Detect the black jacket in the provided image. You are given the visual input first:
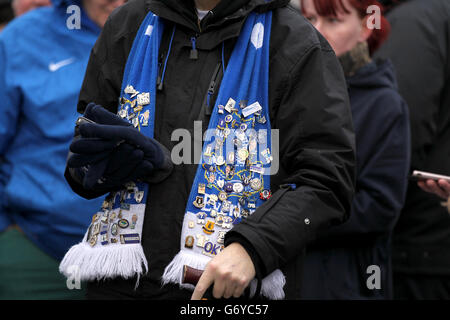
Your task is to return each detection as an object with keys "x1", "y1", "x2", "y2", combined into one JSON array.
[
  {"x1": 374, "y1": 0, "x2": 450, "y2": 275},
  {"x1": 67, "y1": 0, "x2": 356, "y2": 299},
  {"x1": 300, "y1": 60, "x2": 411, "y2": 299}
]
